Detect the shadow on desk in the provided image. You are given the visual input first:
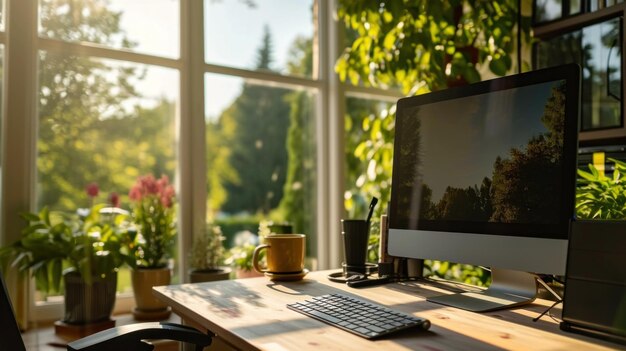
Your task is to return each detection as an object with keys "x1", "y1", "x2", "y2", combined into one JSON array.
[{"x1": 154, "y1": 271, "x2": 623, "y2": 351}]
